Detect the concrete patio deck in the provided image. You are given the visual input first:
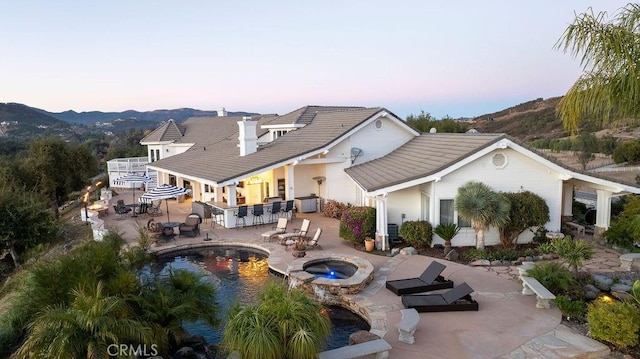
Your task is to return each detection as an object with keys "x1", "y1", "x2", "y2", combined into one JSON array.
[{"x1": 100, "y1": 191, "x2": 613, "y2": 359}]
